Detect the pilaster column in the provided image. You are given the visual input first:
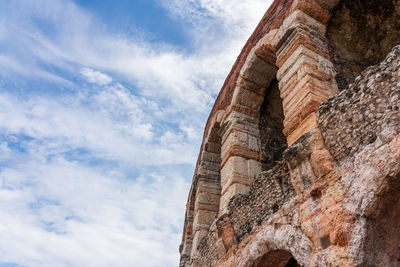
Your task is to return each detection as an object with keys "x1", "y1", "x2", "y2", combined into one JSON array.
[
  {"x1": 190, "y1": 127, "x2": 222, "y2": 258},
  {"x1": 218, "y1": 111, "x2": 262, "y2": 214},
  {"x1": 275, "y1": 10, "x2": 338, "y2": 145},
  {"x1": 180, "y1": 204, "x2": 194, "y2": 267}
]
